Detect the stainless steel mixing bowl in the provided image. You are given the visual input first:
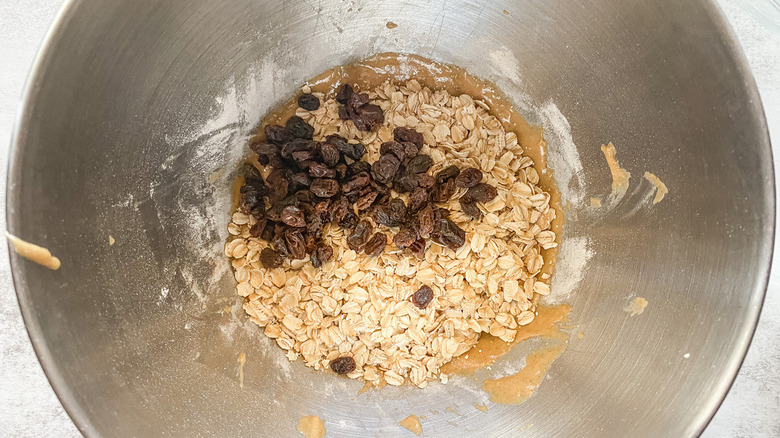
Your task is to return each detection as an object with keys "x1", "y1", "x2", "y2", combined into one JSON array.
[{"x1": 8, "y1": 0, "x2": 774, "y2": 436}]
